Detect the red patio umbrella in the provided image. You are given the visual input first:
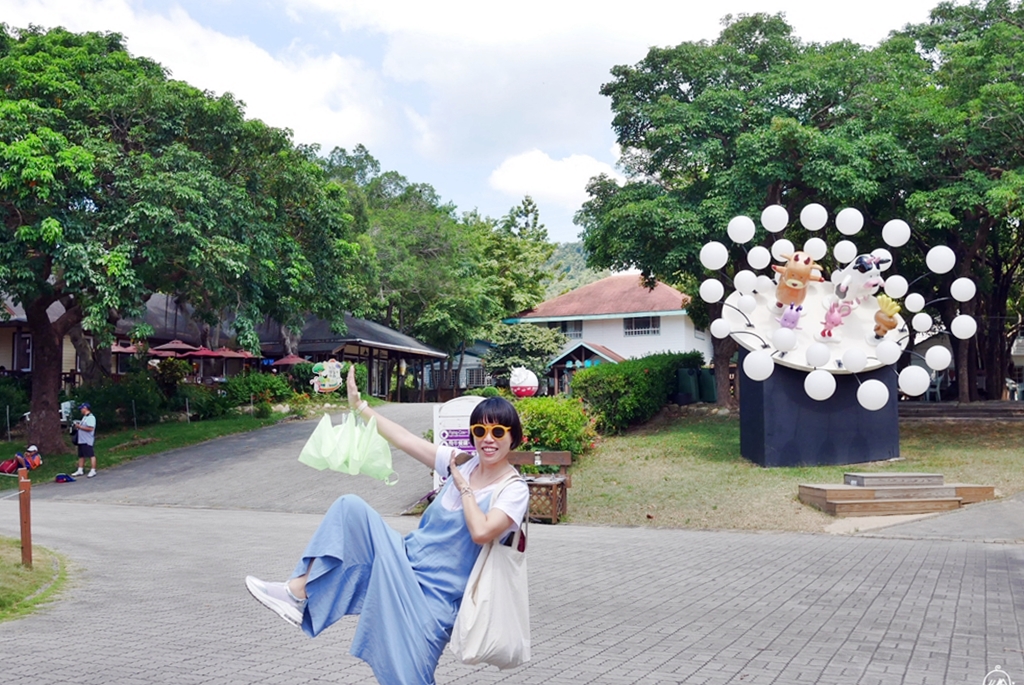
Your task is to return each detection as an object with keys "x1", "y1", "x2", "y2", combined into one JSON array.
[
  {"x1": 272, "y1": 354, "x2": 308, "y2": 367},
  {"x1": 151, "y1": 339, "x2": 200, "y2": 355},
  {"x1": 148, "y1": 349, "x2": 179, "y2": 358},
  {"x1": 213, "y1": 347, "x2": 246, "y2": 359},
  {"x1": 110, "y1": 343, "x2": 138, "y2": 354}
]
